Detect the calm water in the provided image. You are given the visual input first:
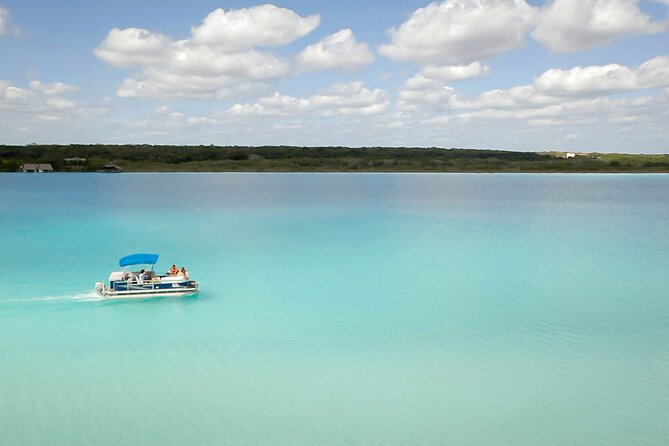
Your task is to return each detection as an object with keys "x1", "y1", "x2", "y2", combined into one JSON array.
[{"x1": 1, "y1": 173, "x2": 668, "y2": 445}]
